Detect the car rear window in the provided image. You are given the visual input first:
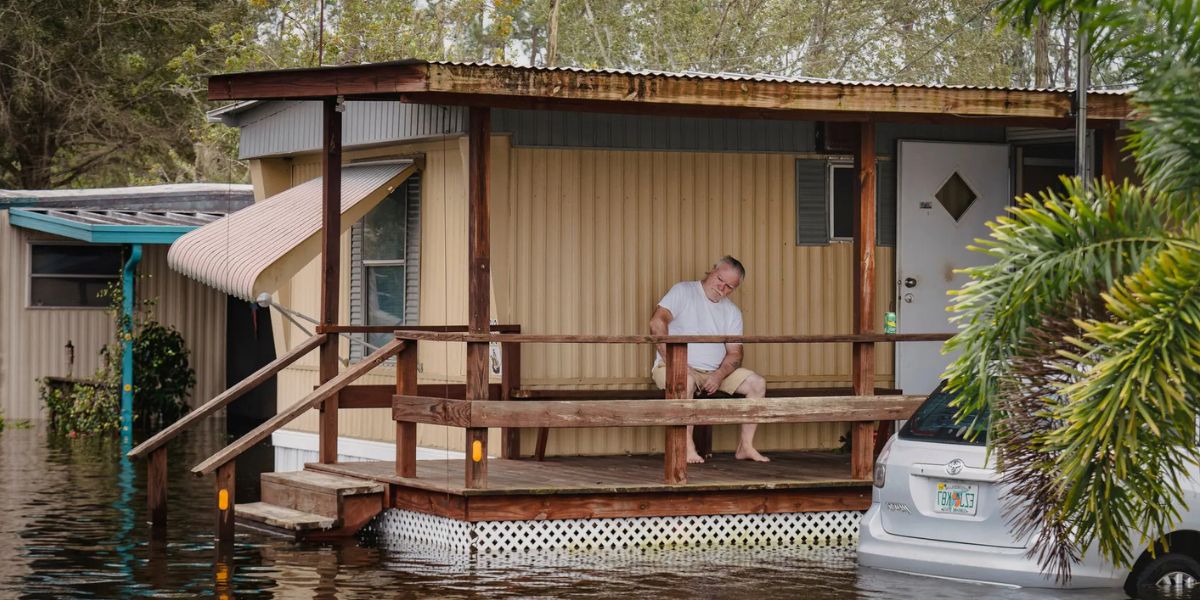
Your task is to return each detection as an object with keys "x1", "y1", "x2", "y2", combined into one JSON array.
[{"x1": 899, "y1": 384, "x2": 988, "y2": 446}]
